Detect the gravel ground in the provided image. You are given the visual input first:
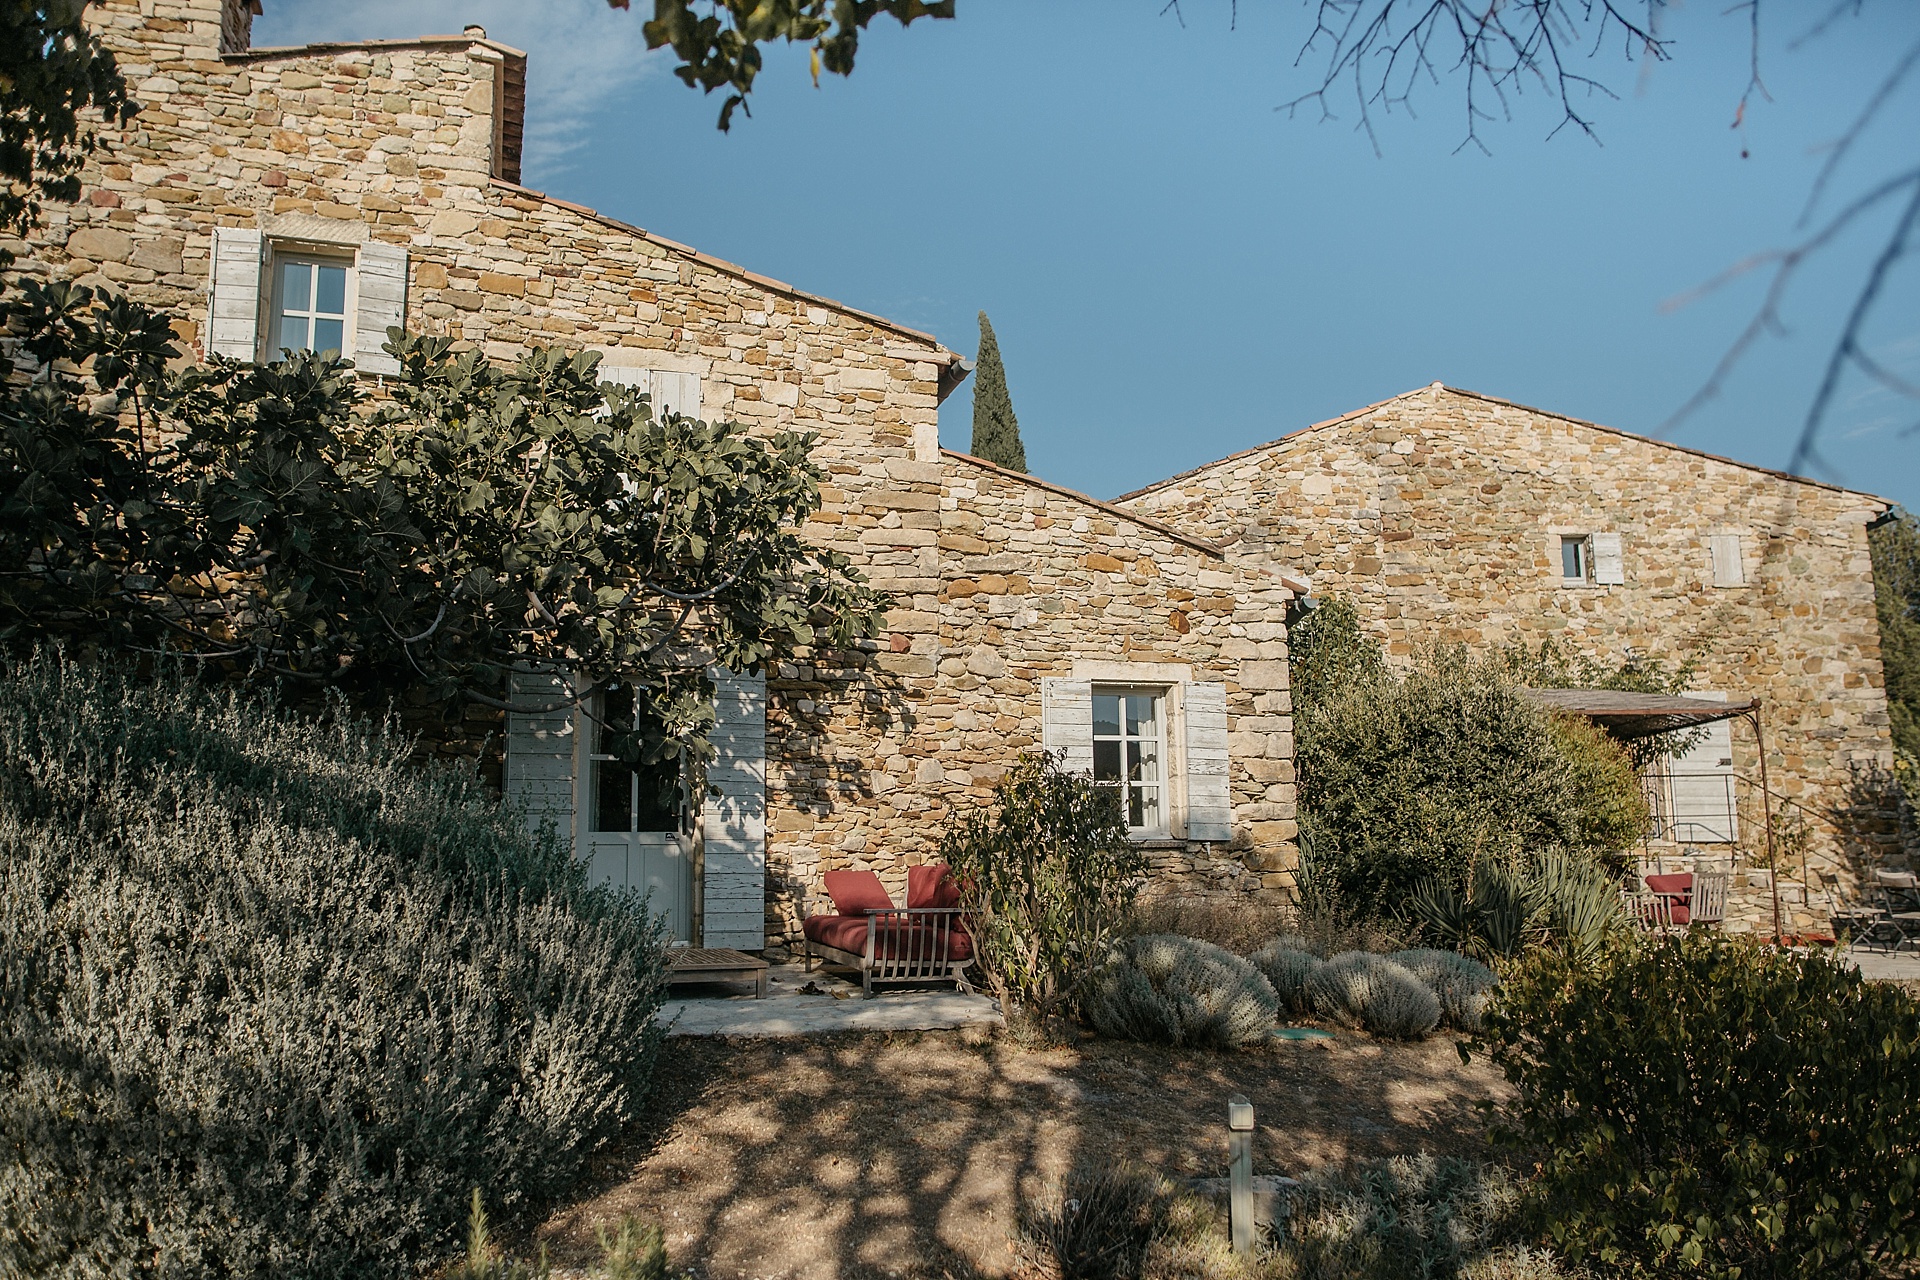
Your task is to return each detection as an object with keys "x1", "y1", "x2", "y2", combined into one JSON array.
[{"x1": 534, "y1": 1026, "x2": 1510, "y2": 1280}]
